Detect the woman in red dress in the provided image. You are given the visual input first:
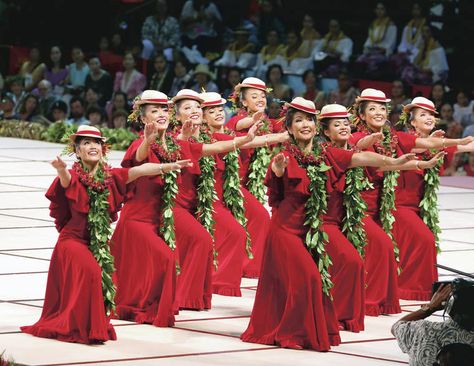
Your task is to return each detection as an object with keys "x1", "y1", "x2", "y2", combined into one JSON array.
[
  {"x1": 241, "y1": 98, "x2": 415, "y2": 351},
  {"x1": 226, "y1": 77, "x2": 283, "y2": 204},
  {"x1": 393, "y1": 96, "x2": 474, "y2": 300},
  {"x1": 21, "y1": 125, "x2": 189, "y2": 344},
  {"x1": 111, "y1": 90, "x2": 195, "y2": 327},
  {"x1": 200, "y1": 92, "x2": 289, "y2": 280},
  {"x1": 349, "y1": 88, "x2": 473, "y2": 314}
]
